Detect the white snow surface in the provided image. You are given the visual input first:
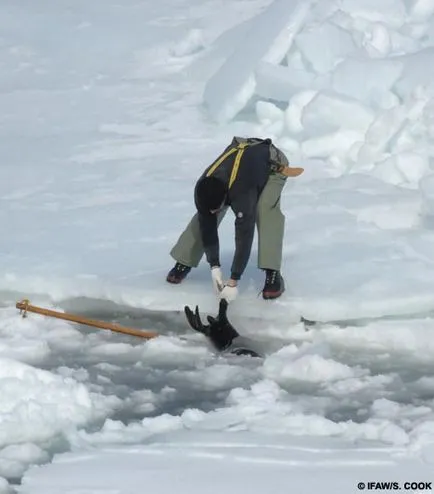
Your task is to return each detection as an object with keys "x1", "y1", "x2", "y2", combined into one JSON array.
[{"x1": 1, "y1": 0, "x2": 434, "y2": 492}]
